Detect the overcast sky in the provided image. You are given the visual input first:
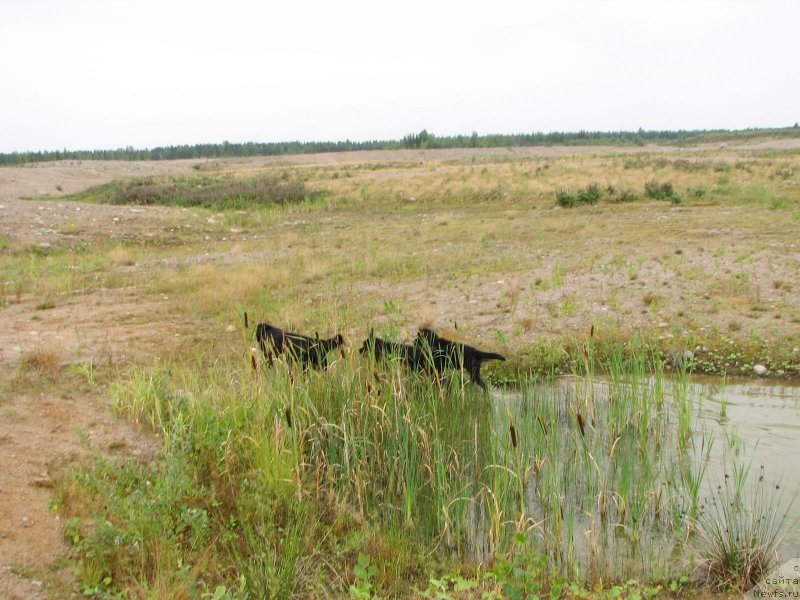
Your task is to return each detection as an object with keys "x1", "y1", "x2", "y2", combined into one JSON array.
[{"x1": 1, "y1": 0, "x2": 798, "y2": 153}]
